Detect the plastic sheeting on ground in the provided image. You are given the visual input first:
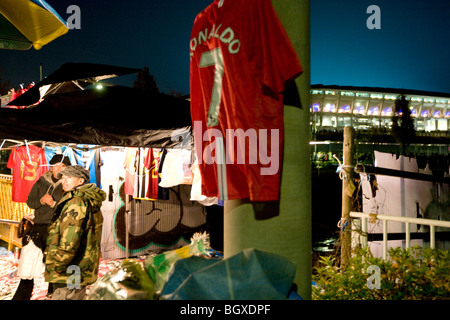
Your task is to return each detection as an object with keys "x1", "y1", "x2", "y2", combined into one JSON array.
[
  {"x1": 0, "y1": 248, "x2": 123, "y2": 300},
  {"x1": 88, "y1": 259, "x2": 155, "y2": 300},
  {"x1": 160, "y1": 248, "x2": 296, "y2": 300},
  {"x1": 145, "y1": 232, "x2": 211, "y2": 294}
]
